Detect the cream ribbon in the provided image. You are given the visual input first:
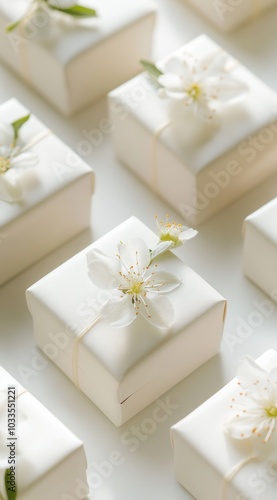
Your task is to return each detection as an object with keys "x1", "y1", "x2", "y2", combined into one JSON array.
[
  {"x1": 221, "y1": 451, "x2": 258, "y2": 499},
  {"x1": 20, "y1": 129, "x2": 52, "y2": 152},
  {"x1": 18, "y1": 2, "x2": 40, "y2": 85},
  {"x1": 149, "y1": 50, "x2": 242, "y2": 195},
  {"x1": 72, "y1": 314, "x2": 101, "y2": 389},
  {"x1": 151, "y1": 121, "x2": 171, "y2": 195}
]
